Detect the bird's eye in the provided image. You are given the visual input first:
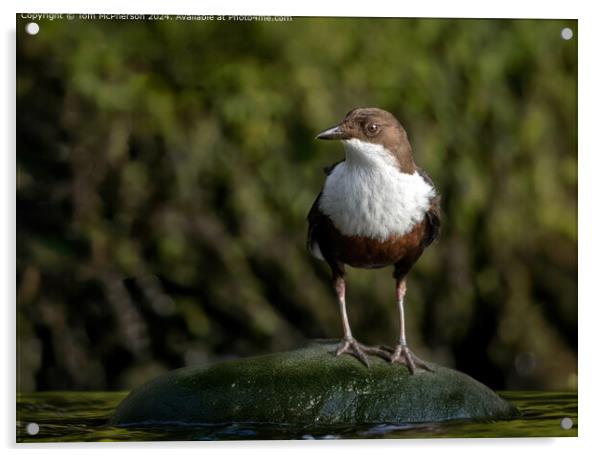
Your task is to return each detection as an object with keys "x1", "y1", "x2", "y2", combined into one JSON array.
[{"x1": 366, "y1": 123, "x2": 379, "y2": 136}]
